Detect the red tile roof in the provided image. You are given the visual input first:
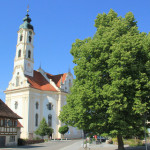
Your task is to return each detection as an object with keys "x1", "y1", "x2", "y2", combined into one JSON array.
[
  {"x1": 0, "y1": 99, "x2": 22, "y2": 119},
  {"x1": 17, "y1": 120, "x2": 23, "y2": 128},
  {"x1": 46, "y1": 73, "x2": 67, "y2": 88},
  {"x1": 25, "y1": 70, "x2": 67, "y2": 91}
]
